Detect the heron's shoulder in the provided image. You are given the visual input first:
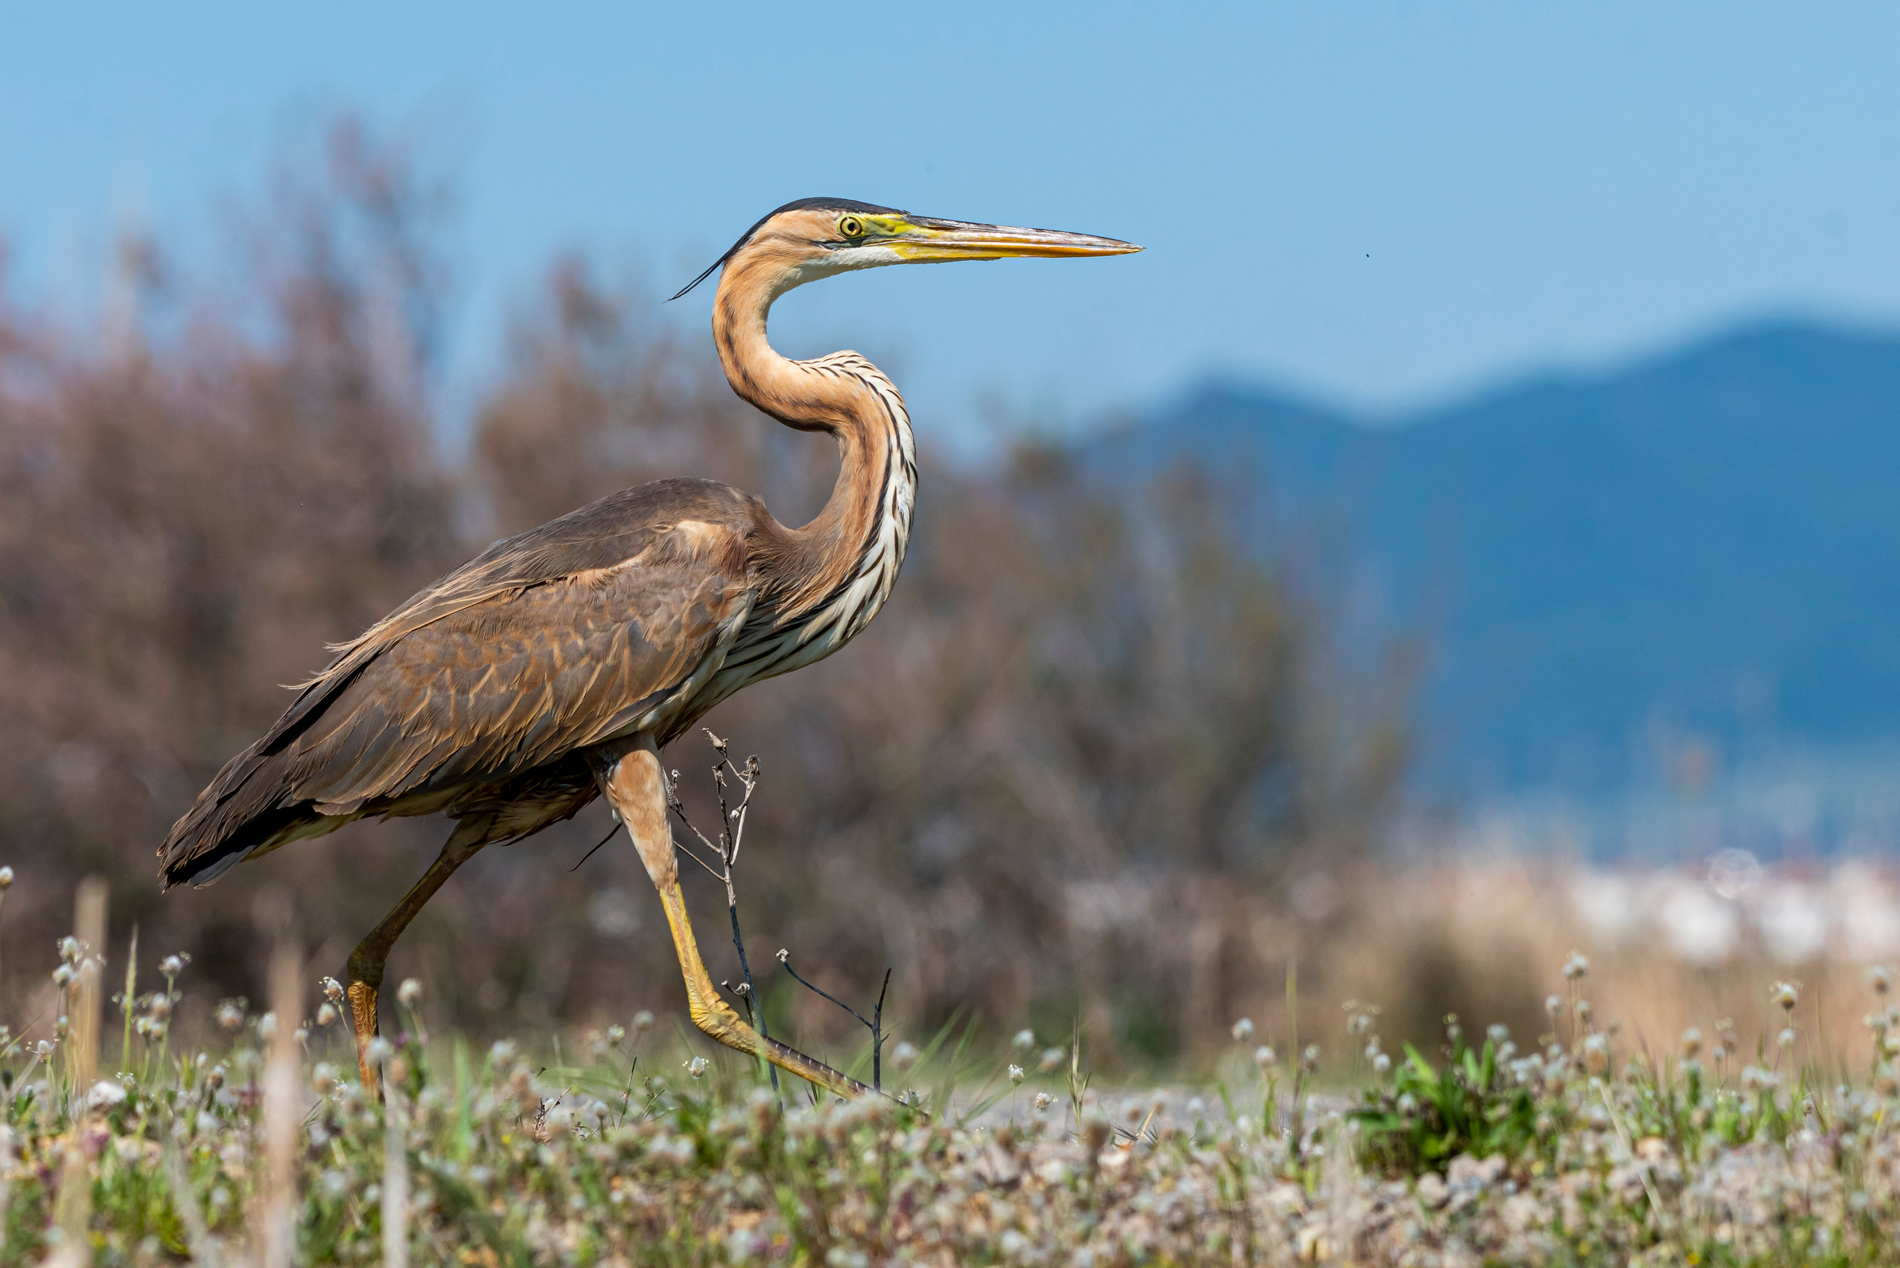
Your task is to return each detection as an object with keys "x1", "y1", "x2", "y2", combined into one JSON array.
[
  {"x1": 310, "y1": 481, "x2": 760, "y2": 680},
  {"x1": 473, "y1": 478, "x2": 762, "y2": 571}
]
